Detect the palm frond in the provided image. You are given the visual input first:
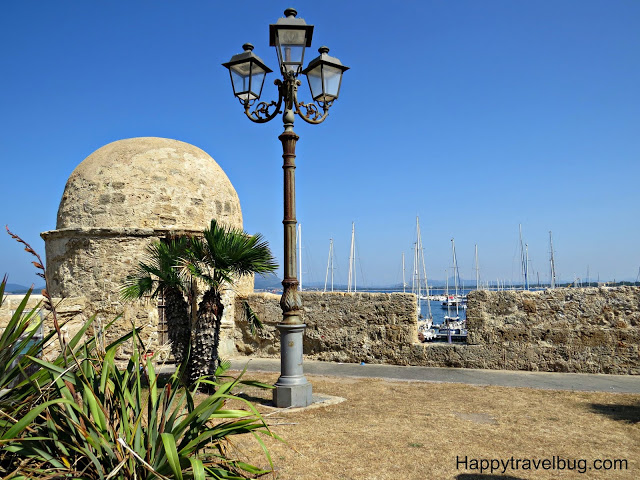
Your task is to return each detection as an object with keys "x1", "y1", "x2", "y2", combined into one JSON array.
[
  {"x1": 190, "y1": 219, "x2": 277, "y2": 293},
  {"x1": 120, "y1": 238, "x2": 193, "y2": 301},
  {"x1": 242, "y1": 300, "x2": 263, "y2": 335}
]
